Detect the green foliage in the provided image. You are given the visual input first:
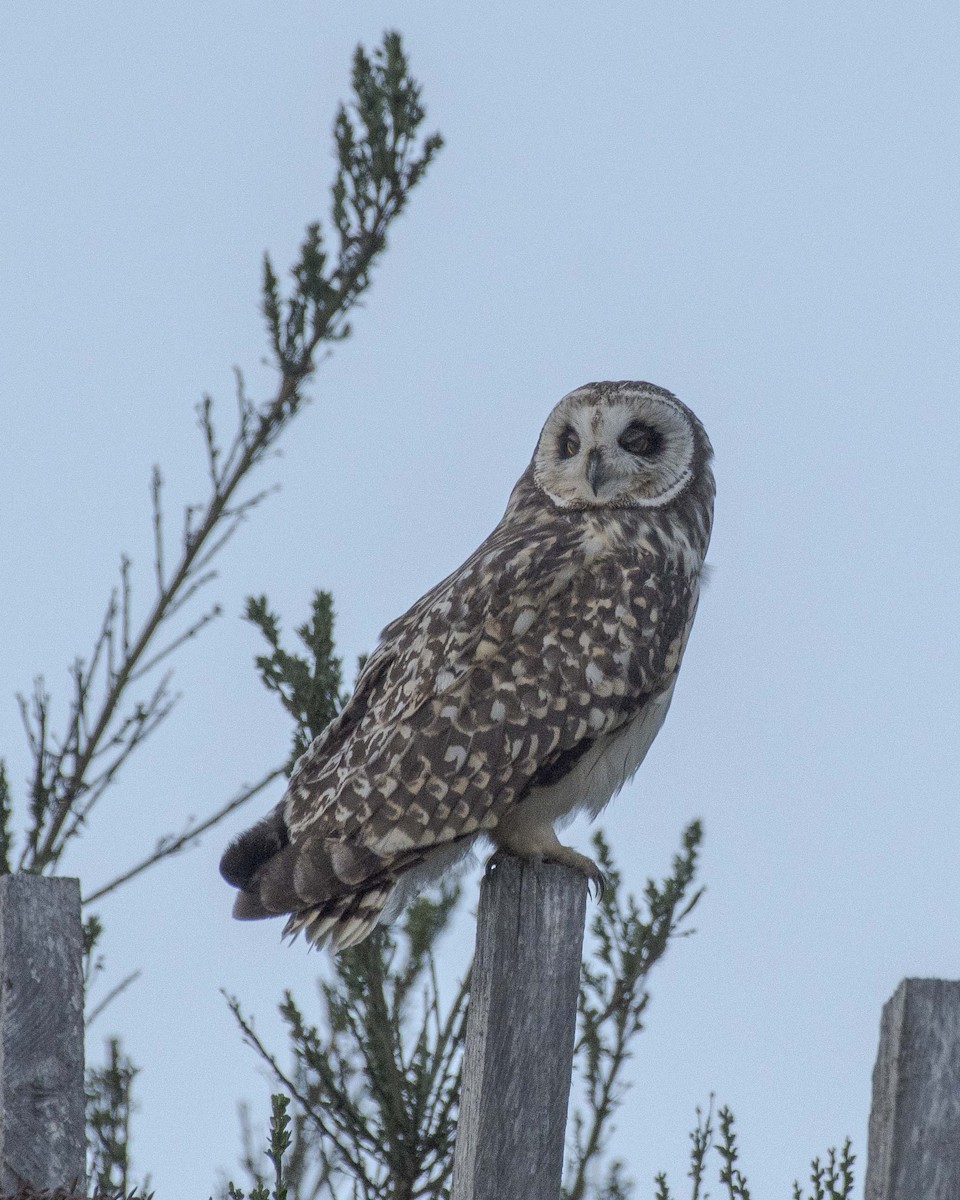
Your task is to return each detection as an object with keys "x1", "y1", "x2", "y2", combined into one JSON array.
[
  {"x1": 264, "y1": 30, "x2": 442, "y2": 373},
  {"x1": 225, "y1": 1095, "x2": 294, "y2": 1200},
  {"x1": 226, "y1": 884, "x2": 468, "y2": 1200},
  {"x1": 653, "y1": 1102, "x2": 854, "y2": 1200},
  {"x1": 82, "y1": 912, "x2": 104, "y2": 964},
  {"x1": 791, "y1": 1140, "x2": 856, "y2": 1200},
  {"x1": 0, "y1": 760, "x2": 11, "y2": 873},
  {"x1": 86, "y1": 1037, "x2": 152, "y2": 1198},
  {"x1": 245, "y1": 592, "x2": 348, "y2": 772},
  {"x1": 716, "y1": 1106, "x2": 753, "y2": 1199},
  {"x1": 564, "y1": 825, "x2": 703, "y2": 1200}
]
